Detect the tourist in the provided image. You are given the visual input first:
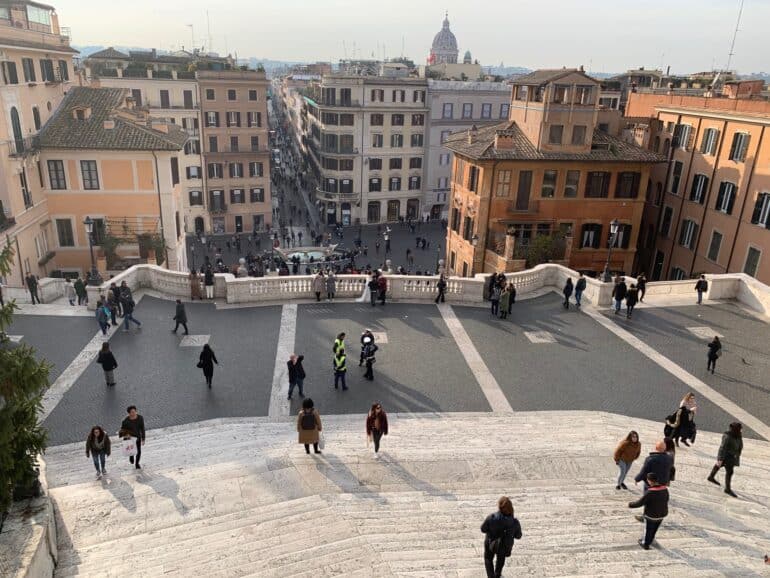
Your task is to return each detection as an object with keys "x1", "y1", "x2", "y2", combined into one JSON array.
[
  {"x1": 85, "y1": 425, "x2": 111, "y2": 479},
  {"x1": 74, "y1": 276, "x2": 87, "y2": 305},
  {"x1": 695, "y1": 274, "x2": 708, "y2": 304},
  {"x1": 297, "y1": 398, "x2": 322, "y2": 454},
  {"x1": 121, "y1": 291, "x2": 141, "y2": 332},
  {"x1": 287, "y1": 353, "x2": 305, "y2": 400},
  {"x1": 25, "y1": 273, "x2": 40, "y2": 304},
  {"x1": 110, "y1": 282, "x2": 123, "y2": 317},
  {"x1": 171, "y1": 299, "x2": 189, "y2": 335},
  {"x1": 634, "y1": 440, "x2": 672, "y2": 491},
  {"x1": 333, "y1": 347, "x2": 348, "y2": 391},
  {"x1": 190, "y1": 270, "x2": 203, "y2": 300},
  {"x1": 508, "y1": 282, "x2": 517, "y2": 307},
  {"x1": 665, "y1": 401, "x2": 693, "y2": 447},
  {"x1": 680, "y1": 392, "x2": 698, "y2": 444},
  {"x1": 435, "y1": 275, "x2": 447, "y2": 304},
  {"x1": 106, "y1": 288, "x2": 119, "y2": 326},
  {"x1": 626, "y1": 283, "x2": 639, "y2": 319},
  {"x1": 362, "y1": 338, "x2": 378, "y2": 381},
  {"x1": 119, "y1": 281, "x2": 133, "y2": 309},
  {"x1": 499, "y1": 285, "x2": 511, "y2": 319},
  {"x1": 613, "y1": 431, "x2": 641, "y2": 490},
  {"x1": 377, "y1": 273, "x2": 387, "y2": 305},
  {"x1": 368, "y1": 274, "x2": 379, "y2": 307},
  {"x1": 326, "y1": 270, "x2": 337, "y2": 301},
  {"x1": 707, "y1": 336, "x2": 721, "y2": 374},
  {"x1": 637, "y1": 273, "x2": 647, "y2": 302},
  {"x1": 359, "y1": 329, "x2": 374, "y2": 366},
  {"x1": 96, "y1": 342, "x2": 118, "y2": 386},
  {"x1": 574, "y1": 274, "x2": 586, "y2": 308},
  {"x1": 198, "y1": 344, "x2": 218, "y2": 389},
  {"x1": 366, "y1": 402, "x2": 388, "y2": 454},
  {"x1": 312, "y1": 271, "x2": 325, "y2": 302},
  {"x1": 628, "y1": 472, "x2": 669, "y2": 550},
  {"x1": 562, "y1": 278, "x2": 573, "y2": 310},
  {"x1": 204, "y1": 266, "x2": 215, "y2": 299},
  {"x1": 95, "y1": 300, "x2": 110, "y2": 335},
  {"x1": 120, "y1": 405, "x2": 145, "y2": 469},
  {"x1": 612, "y1": 277, "x2": 627, "y2": 314},
  {"x1": 707, "y1": 422, "x2": 743, "y2": 498},
  {"x1": 490, "y1": 282, "x2": 501, "y2": 317},
  {"x1": 663, "y1": 437, "x2": 676, "y2": 484},
  {"x1": 480, "y1": 496, "x2": 522, "y2": 578},
  {"x1": 64, "y1": 278, "x2": 76, "y2": 306}
]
